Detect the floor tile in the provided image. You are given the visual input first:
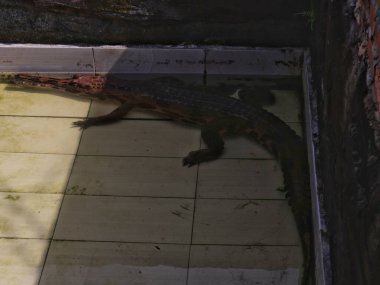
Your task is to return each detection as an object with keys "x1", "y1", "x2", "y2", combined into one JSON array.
[
  {"x1": 188, "y1": 245, "x2": 302, "y2": 285},
  {"x1": 0, "y1": 238, "x2": 49, "y2": 285},
  {"x1": 217, "y1": 122, "x2": 303, "y2": 159},
  {"x1": 0, "y1": 117, "x2": 83, "y2": 154},
  {"x1": 78, "y1": 120, "x2": 200, "y2": 157},
  {"x1": 0, "y1": 47, "x2": 308, "y2": 284},
  {"x1": 198, "y1": 159, "x2": 284, "y2": 199},
  {"x1": 189, "y1": 267, "x2": 300, "y2": 285},
  {"x1": 192, "y1": 199, "x2": 299, "y2": 245},
  {"x1": 88, "y1": 100, "x2": 163, "y2": 119},
  {"x1": 54, "y1": 196, "x2": 194, "y2": 243},
  {"x1": 0, "y1": 153, "x2": 74, "y2": 194},
  {"x1": 40, "y1": 241, "x2": 188, "y2": 285},
  {"x1": 0, "y1": 83, "x2": 90, "y2": 117},
  {"x1": 262, "y1": 90, "x2": 302, "y2": 123},
  {"x1": 221, "y1": 137, "x2": 273, "y2": 159},
  {"x1": 67, "y1": 156, "x2": 197, "y2": 198},
  {"x1": 189, "y1": 244, "x2": 302, "y2": 268},
  {"x1": 0, "y1": 192, "x2": 62, "y2": 238}
]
